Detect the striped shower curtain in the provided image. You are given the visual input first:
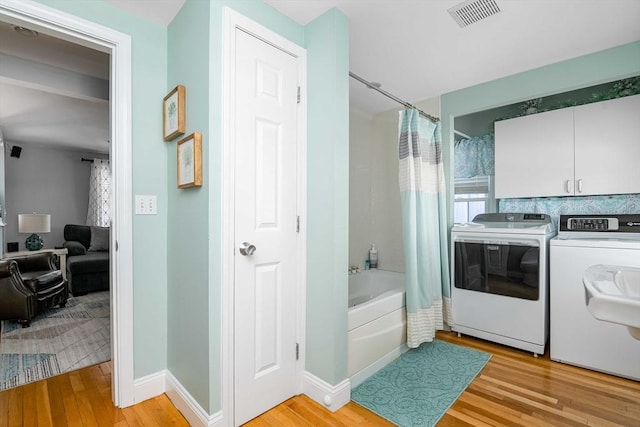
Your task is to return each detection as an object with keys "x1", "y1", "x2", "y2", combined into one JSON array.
[{"x1": 398, "y1": 109, "x2": 452, "y2": 348}]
